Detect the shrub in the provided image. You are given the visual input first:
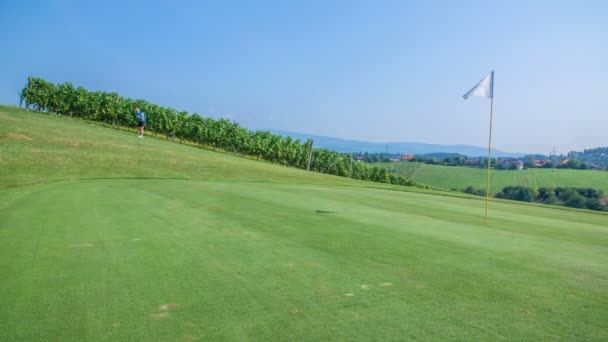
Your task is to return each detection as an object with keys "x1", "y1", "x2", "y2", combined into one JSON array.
[
  {"x1": 585, "y1": 198, "x2": 606, "y2": 211},
  {"x1": 561, "y1": 190, "x2": 587, "y2": 209},
  {"x1": 464, "y1": 186, "x2": 486, "y2": 197},
  {"x1": 496, "y1": 186, "x2": 535, "y2": 202},
  {"x1": 543, "y1": 194, "x2": 558, "y2": 205},
  {"x1": 576, "y1": 188, "x2": 603, "y2": 199},
  {"x1": 537, "y1": 187, "x2": 555, "y2": 201}
]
